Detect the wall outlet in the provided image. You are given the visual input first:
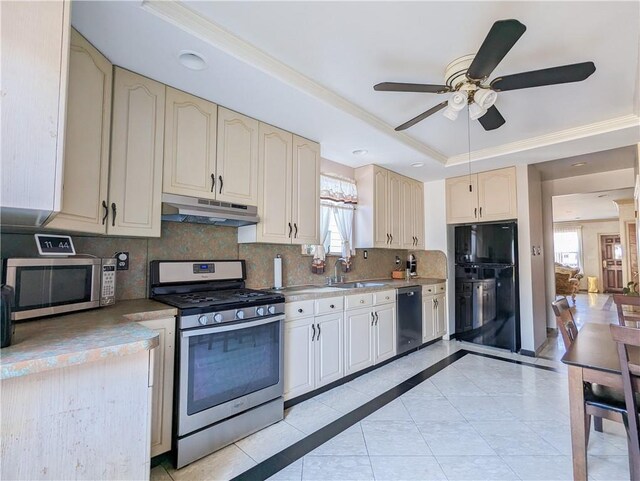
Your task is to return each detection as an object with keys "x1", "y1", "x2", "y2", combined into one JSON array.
[
  {"x1": 395, "y1": 256, "x2": 401, "y2": 265},
  {"x1": 363, "y1": 250, "x2": 368, "y2": 259}
]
